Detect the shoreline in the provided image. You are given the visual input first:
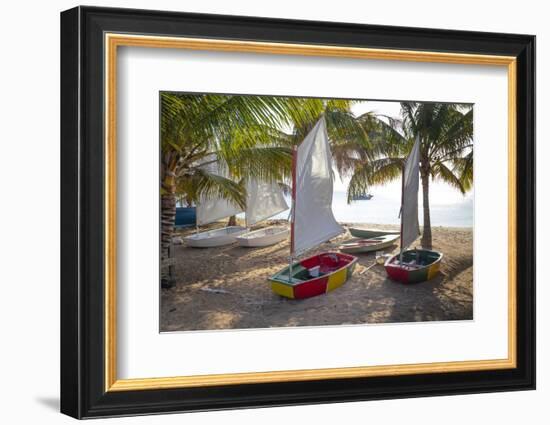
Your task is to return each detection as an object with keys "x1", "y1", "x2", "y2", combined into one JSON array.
[{"x1": 188, "y1": 218, "x2": 474, "y2": 232}]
